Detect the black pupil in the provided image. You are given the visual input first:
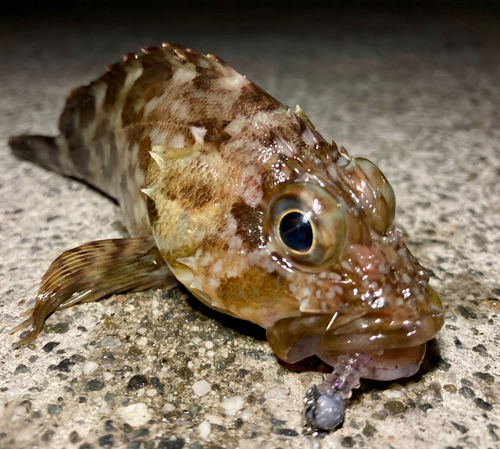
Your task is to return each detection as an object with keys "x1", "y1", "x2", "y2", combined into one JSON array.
[{"x1": 279, "y1": 212, "x2": 313, "y2": 252}]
